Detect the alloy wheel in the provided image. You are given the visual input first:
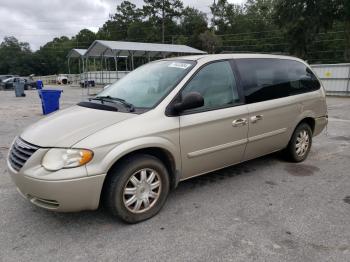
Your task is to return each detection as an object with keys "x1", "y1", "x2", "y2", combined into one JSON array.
[
  {"x1": 122, "y1": 168, "x2": 162, "y2": 214},
  {"x1": 295, "y1": 130, "x2": 310, "y2": 157}
]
